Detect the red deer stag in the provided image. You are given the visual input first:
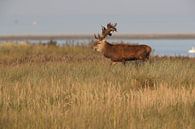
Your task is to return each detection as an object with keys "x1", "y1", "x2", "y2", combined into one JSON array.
[{"x1": 93, "y1": 23, "x2": 152, "y2": 64}]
